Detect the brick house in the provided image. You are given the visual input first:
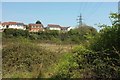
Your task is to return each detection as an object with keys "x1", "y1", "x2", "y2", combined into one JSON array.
[{"x1": 28, "y1": 24, "x2": 44, "y2": 32}]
